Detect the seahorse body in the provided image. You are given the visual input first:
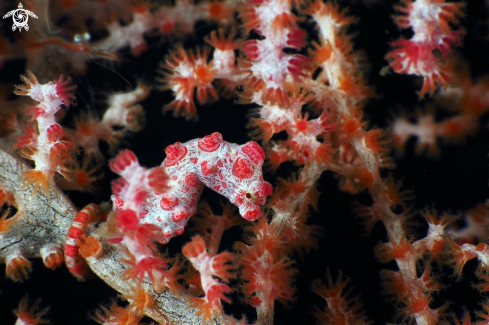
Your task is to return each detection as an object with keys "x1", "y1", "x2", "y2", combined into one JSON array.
[{"x1": 112, "y1": 132, "x2": 273, "y2": 242}]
